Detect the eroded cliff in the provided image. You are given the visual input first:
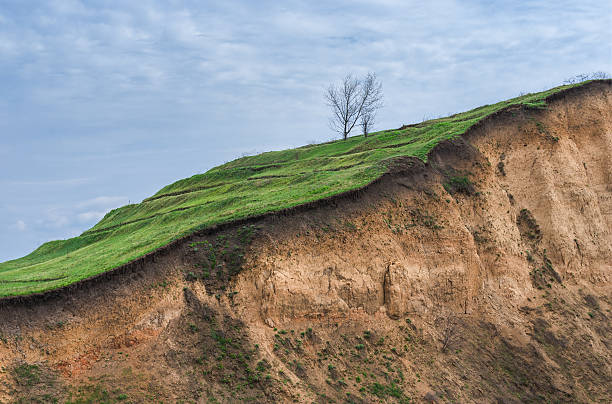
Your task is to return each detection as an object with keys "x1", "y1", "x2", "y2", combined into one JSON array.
[{"x1": 1, "y1": 81, "x2": 610, "y2": 403}]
